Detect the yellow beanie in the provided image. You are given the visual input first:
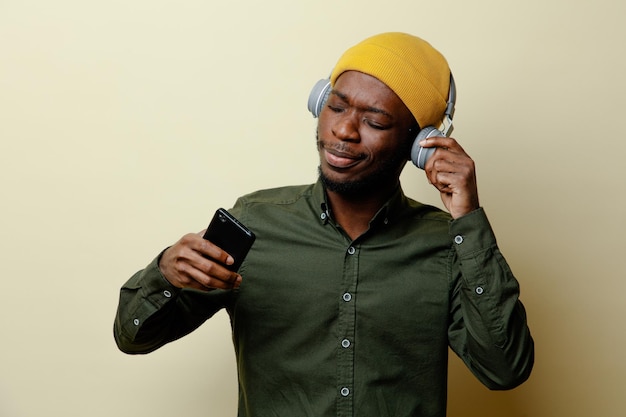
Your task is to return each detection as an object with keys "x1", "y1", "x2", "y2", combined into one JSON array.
[{"x1": 330, "y1": 32, "x2": 451, "y2": 129}]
